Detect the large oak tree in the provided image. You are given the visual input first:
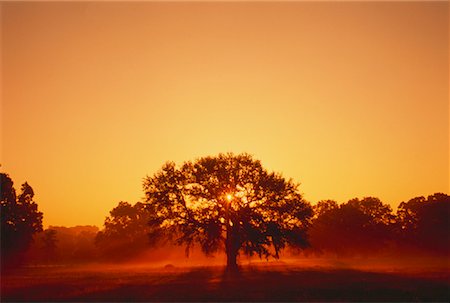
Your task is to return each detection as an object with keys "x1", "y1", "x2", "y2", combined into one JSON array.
[{"x1": 143, "y1": 153, "x2": 313, "y2": 270}]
